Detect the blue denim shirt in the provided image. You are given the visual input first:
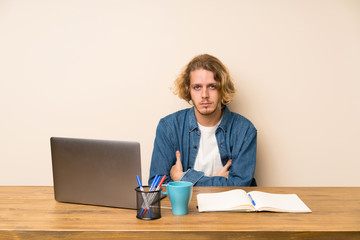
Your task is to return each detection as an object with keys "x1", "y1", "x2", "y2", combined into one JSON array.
[{"x1": 148, "y1": 106, "x2": 257, "y2": 186}]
